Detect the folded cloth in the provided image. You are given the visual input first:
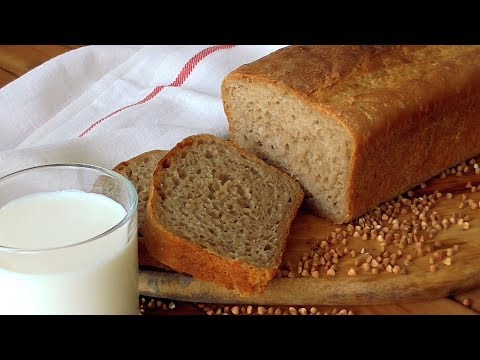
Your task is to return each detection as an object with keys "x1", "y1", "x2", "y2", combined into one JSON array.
[{"x1": 0, "y1": 45, "x2": 285, "y2": 177}]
